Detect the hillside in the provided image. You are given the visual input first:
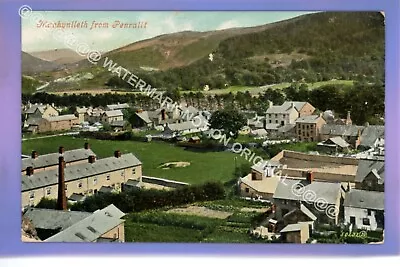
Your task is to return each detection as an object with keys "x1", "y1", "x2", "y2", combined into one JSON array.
[
  {"x1": 22, "y1": 52, "x2": 62, "y2": 74},
  {"x1": 25, "y1": 11, "x2": 384, "y2": 92},
  {"x1": 30, "y1": 48, "x2": 86, "y2": 65}
]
